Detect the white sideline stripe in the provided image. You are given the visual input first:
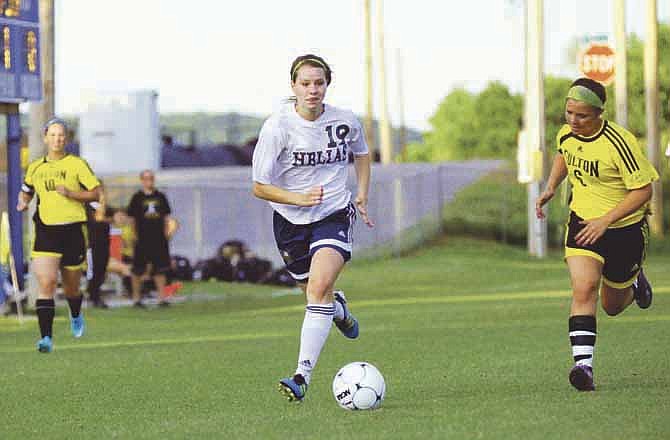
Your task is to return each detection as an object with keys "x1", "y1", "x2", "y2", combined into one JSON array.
[
  {"x1": 248, "y1": 287, "x2": 670, "y2": 316},
  {"x1": 569, "y1": 331, "x2": 596, "y2": 337},
  {"x1": 2, "y1": 288, "x2": 669, "y2": 334},
  {"x1": 572, "y1": 345, "x2": 594, "y2": 356},
  {"x1": 271, "y1": 288, "x2": 303, "y2": 298},
  {"x1": 253, "y1": 289, "x2": 575, "y2": 315},
  {"x1": 0, "y1": 331, "x2": 292, "y2": 354}
]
